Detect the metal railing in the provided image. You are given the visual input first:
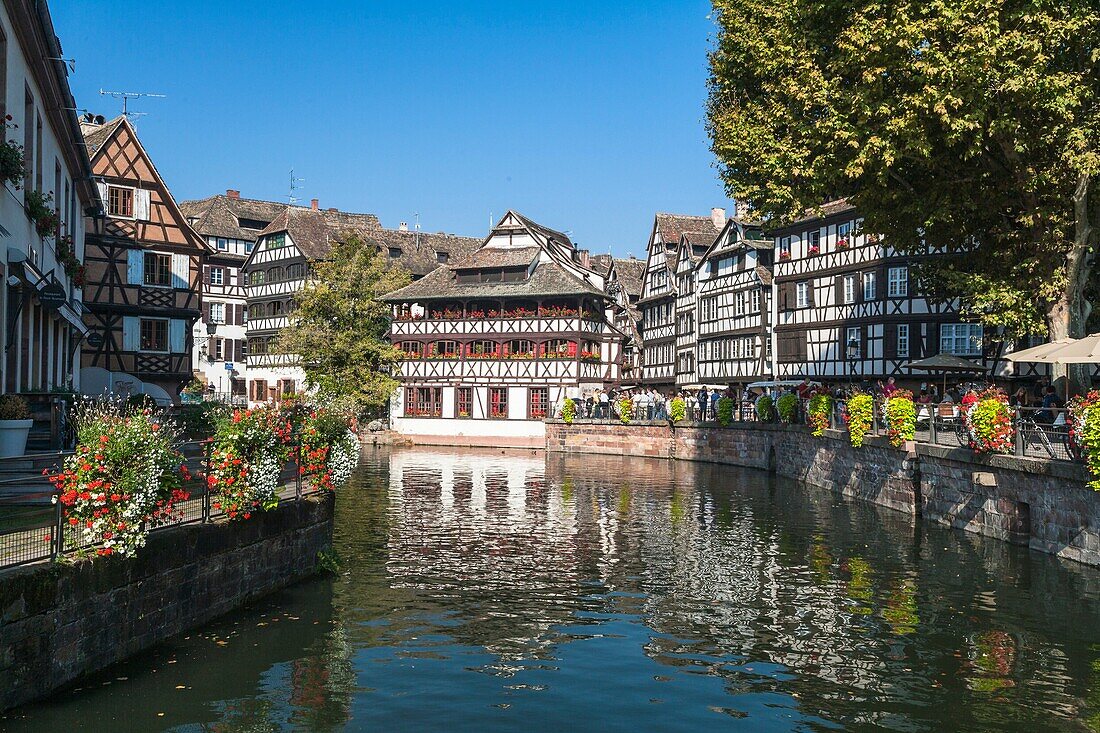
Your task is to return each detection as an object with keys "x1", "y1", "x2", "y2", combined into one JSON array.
[
  {"x1": 0, "y1": 436, "x2": 331, "y2": 572},
  {"x1": 550, "y1": 397, "x2": 1084, "y2": 464}
]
